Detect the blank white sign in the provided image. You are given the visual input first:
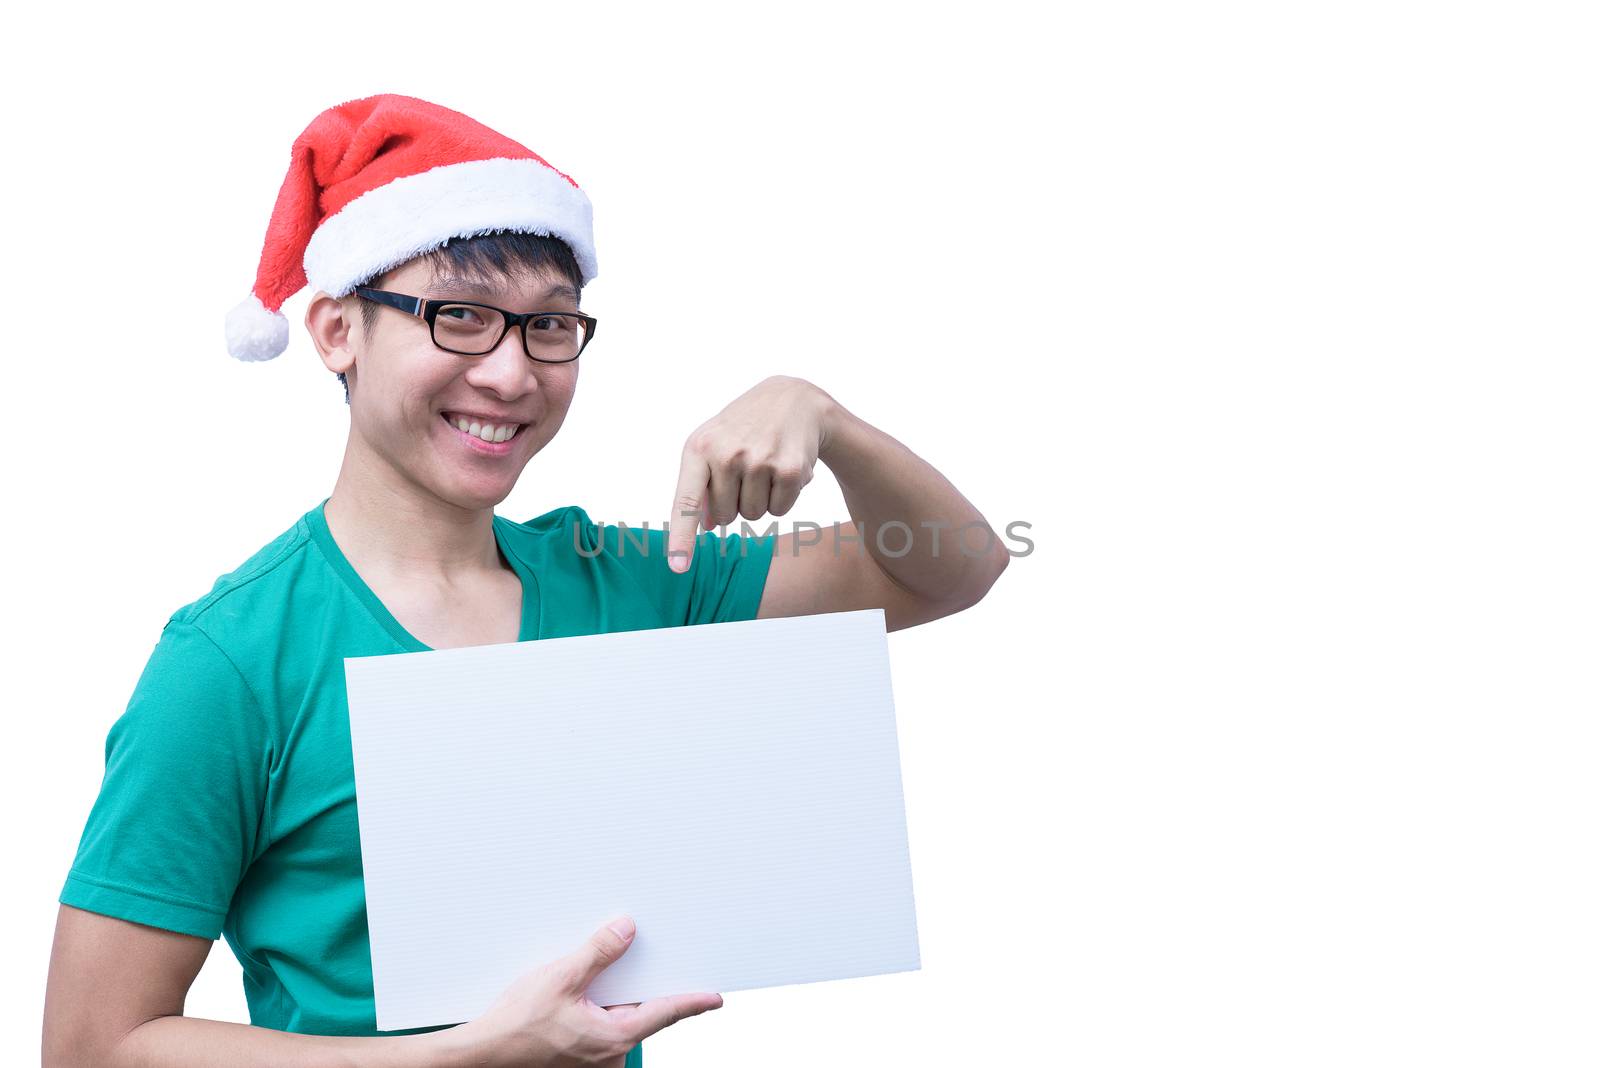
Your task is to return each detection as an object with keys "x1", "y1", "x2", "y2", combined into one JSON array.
[{"x1": 342, "y1": 607, "x2": 921, "y2": 1032}]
